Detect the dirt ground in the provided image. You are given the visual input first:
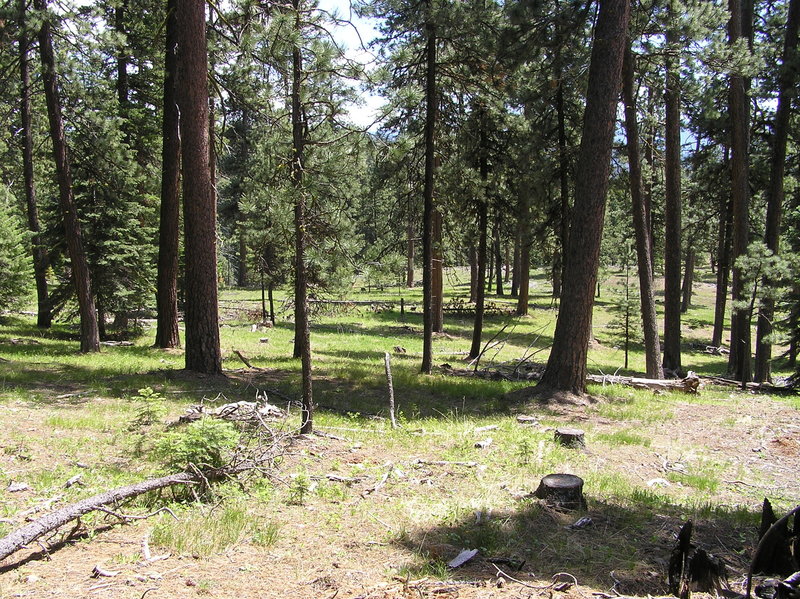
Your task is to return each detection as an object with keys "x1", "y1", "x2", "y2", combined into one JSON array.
[{"x1": 1, "y1": 387, "x2": 798, "y2": 599}]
